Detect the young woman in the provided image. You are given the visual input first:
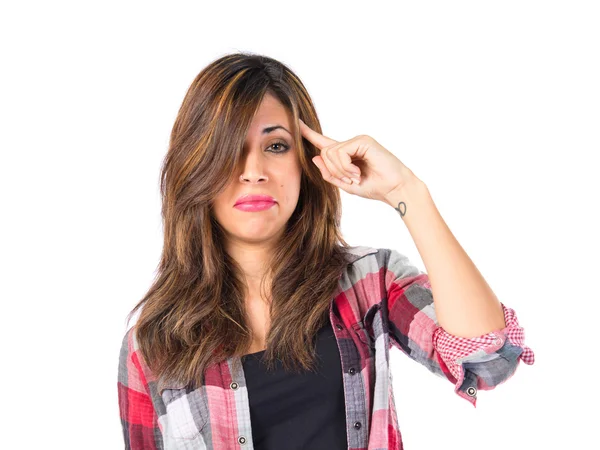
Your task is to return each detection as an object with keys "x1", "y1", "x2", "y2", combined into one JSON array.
[{"x1": 117, "y1": 52, "x2": 534, "y2": 450}]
